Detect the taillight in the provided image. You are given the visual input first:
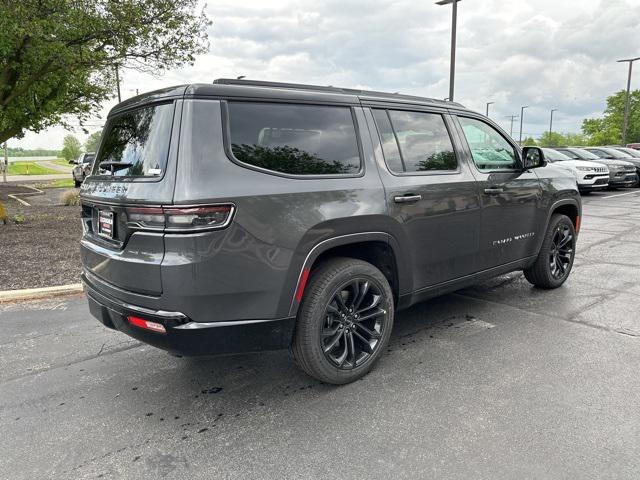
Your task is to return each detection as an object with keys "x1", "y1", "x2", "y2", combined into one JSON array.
[{"x1": 125, "y1": 204, "x2": 234, "y2": 232}]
